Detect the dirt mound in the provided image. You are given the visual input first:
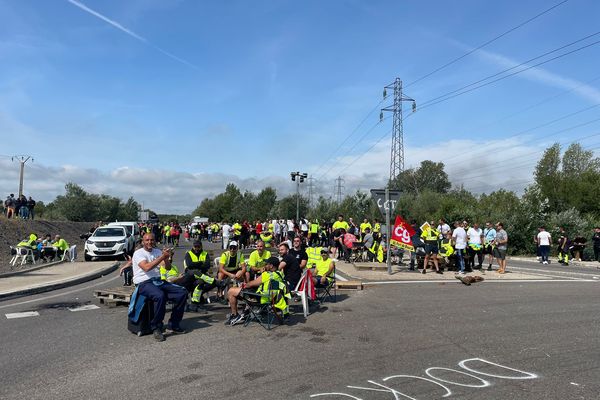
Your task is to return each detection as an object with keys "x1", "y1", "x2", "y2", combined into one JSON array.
[{"x1": 0, "y1": 217, "x2": 94, "y2": 273}]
